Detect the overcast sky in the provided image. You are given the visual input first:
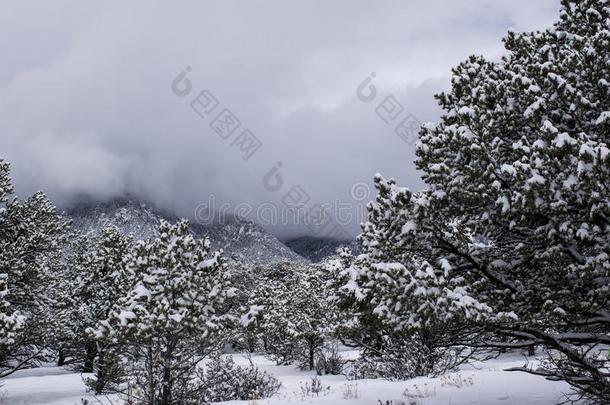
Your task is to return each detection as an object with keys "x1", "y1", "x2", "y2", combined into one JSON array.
[{"x1": 0, "y1": 0, "x2": 560, "y2": 239}]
